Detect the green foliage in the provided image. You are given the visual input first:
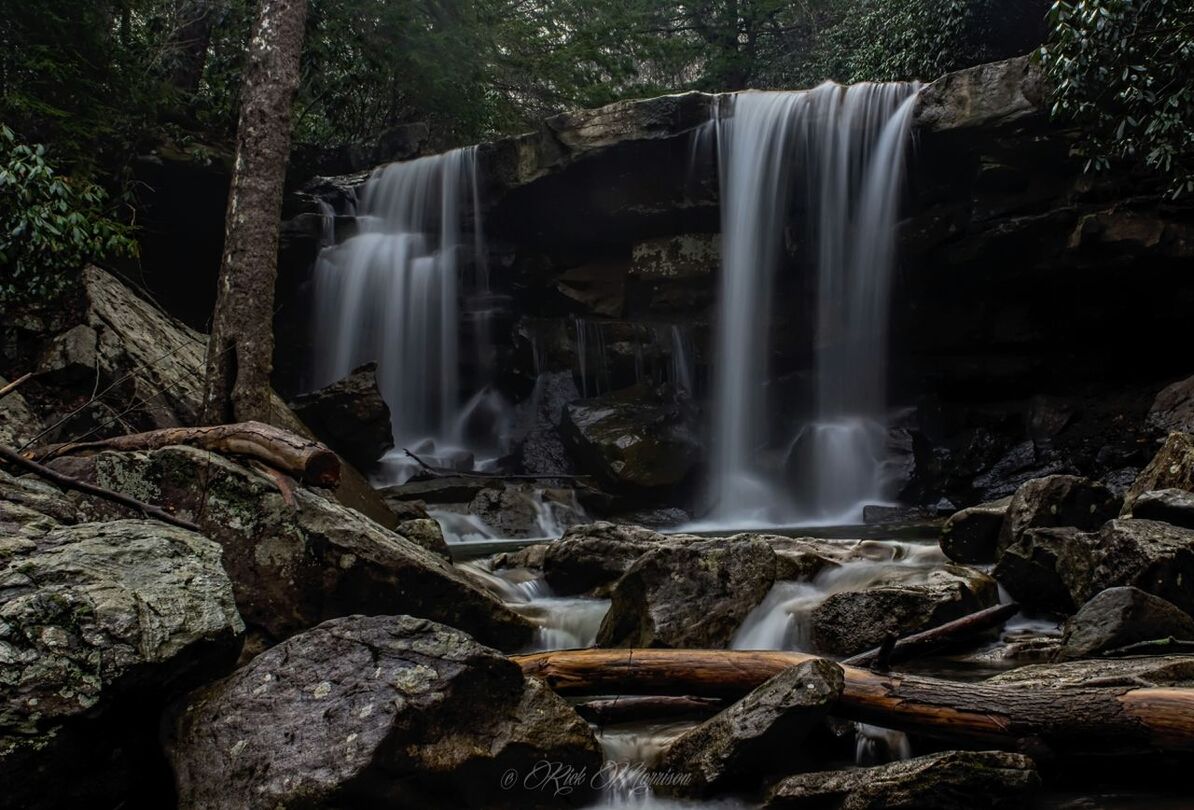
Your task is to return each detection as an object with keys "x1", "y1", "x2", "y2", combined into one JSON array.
[
  {"x1": 0, "y1": 125, "x2": 137, "y2": 307},
  {"x1": 1042, "y1": 0, "x2": 1194, "y2": 197}
]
